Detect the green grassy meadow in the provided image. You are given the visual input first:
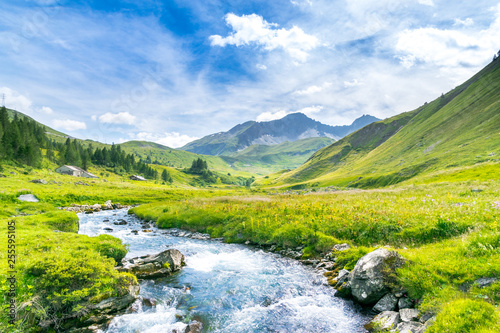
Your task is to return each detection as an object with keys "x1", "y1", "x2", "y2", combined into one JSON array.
[
  {"x1": 1, "y1": 157, "x2": 500, "y2": 332},
  {"x1": 130, "y1": 175, "x2": 500, "y2": 332}
]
